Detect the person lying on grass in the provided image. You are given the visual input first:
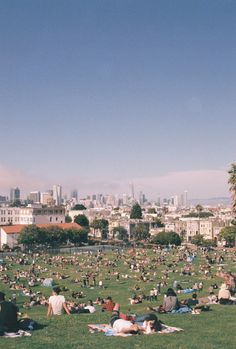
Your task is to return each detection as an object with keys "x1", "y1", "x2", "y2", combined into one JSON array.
[
  {"x1": 110, "y1": 303, "x2": 163, "y2": 334},
  {"x1": 67, "y1": 300, "x2": 96, "y2": 314}
]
